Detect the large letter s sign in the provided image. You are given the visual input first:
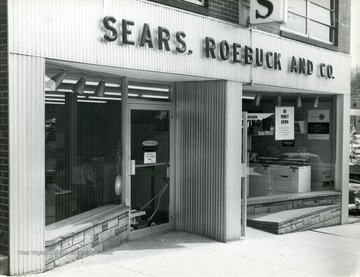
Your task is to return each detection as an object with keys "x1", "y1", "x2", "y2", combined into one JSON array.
[{"x1": 255, "y1": 0, "x2": 274, "y2": 19}]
